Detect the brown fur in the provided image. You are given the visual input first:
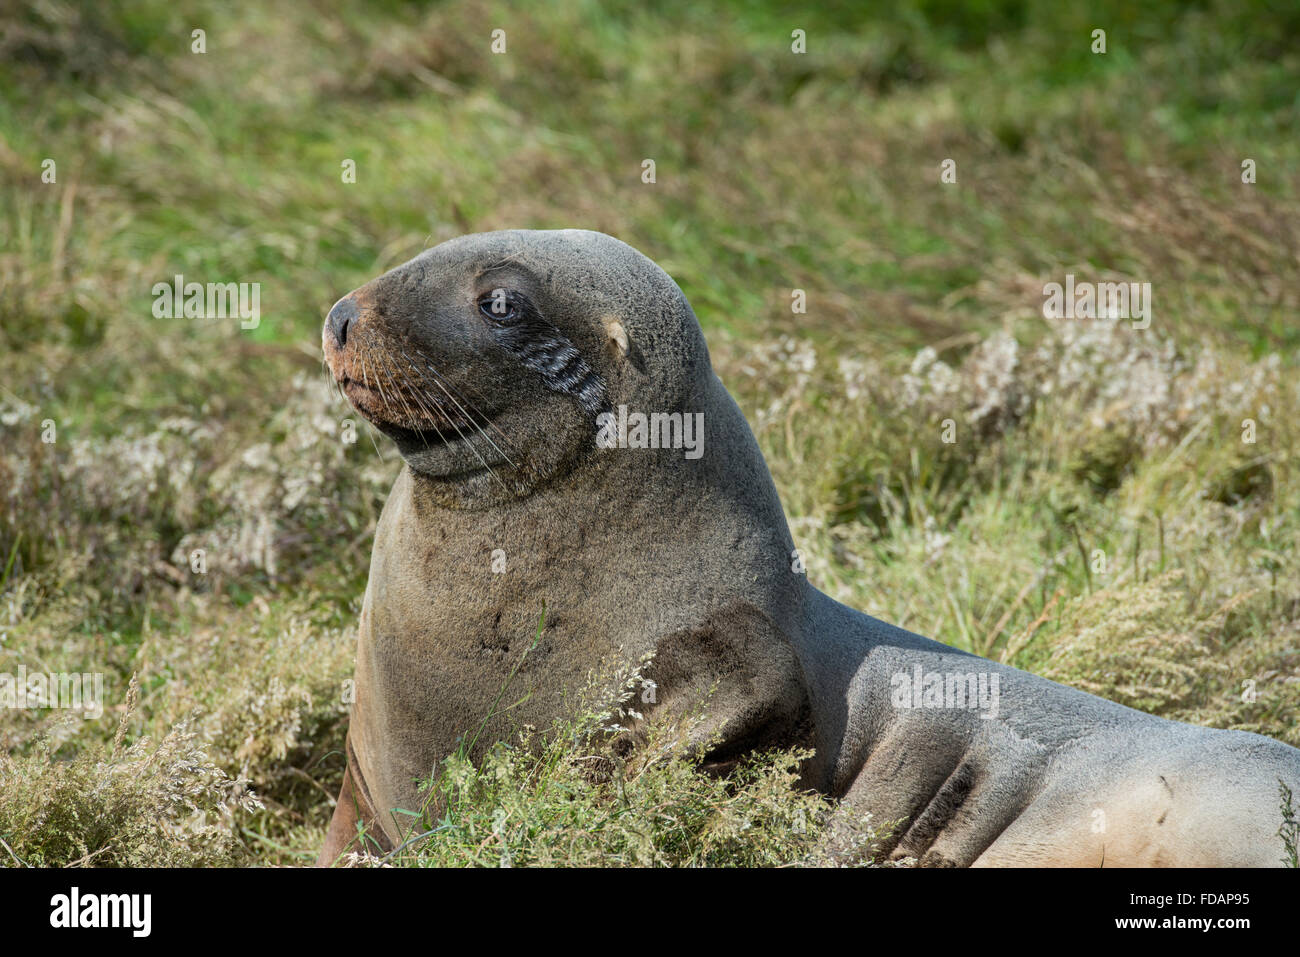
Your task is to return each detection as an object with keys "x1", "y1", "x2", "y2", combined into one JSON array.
[{"x1": 318, "y1": 229, "x2": 1300, "y2": 867}]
